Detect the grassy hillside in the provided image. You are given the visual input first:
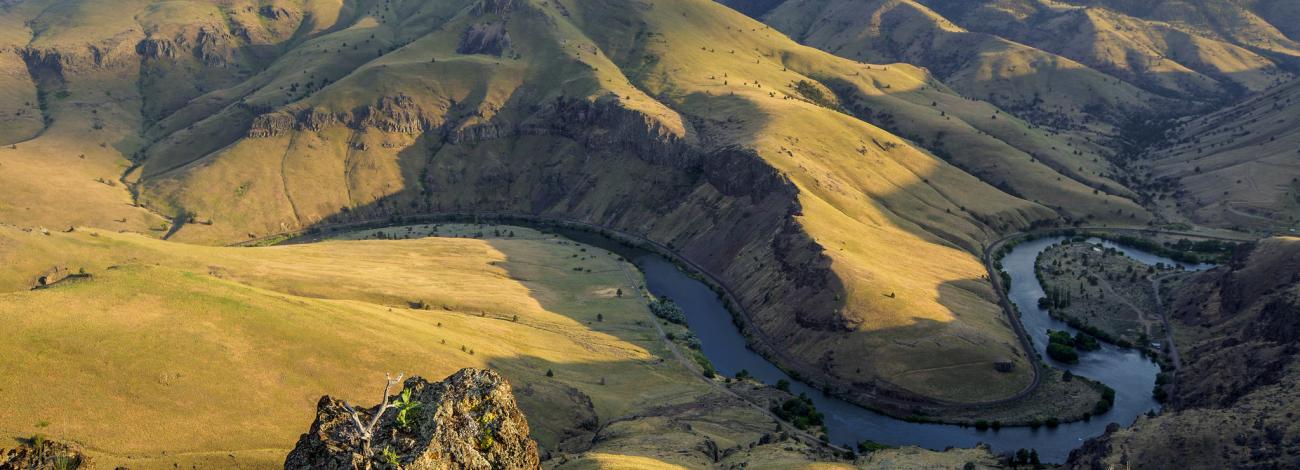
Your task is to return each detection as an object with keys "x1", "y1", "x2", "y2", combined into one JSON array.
[
  {"x1": 743, "y1": 0, "x2": 1298, "y2": 140},
  {"x1": 0, "y1": 0, "x2": 1163, "y2": 409},
  {"x1": 922, "y1": 0, "x2": 1298, "y2": 95},
  {"x1": 0, "y1": 223, "x2": 817, "y2": 468},
  {"x1": 1144, "y1": 78, "x2": 1300, "y2": 231},
  {"x1": 755, "y1": 0, "x2": 1172, "y2": 135}
]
